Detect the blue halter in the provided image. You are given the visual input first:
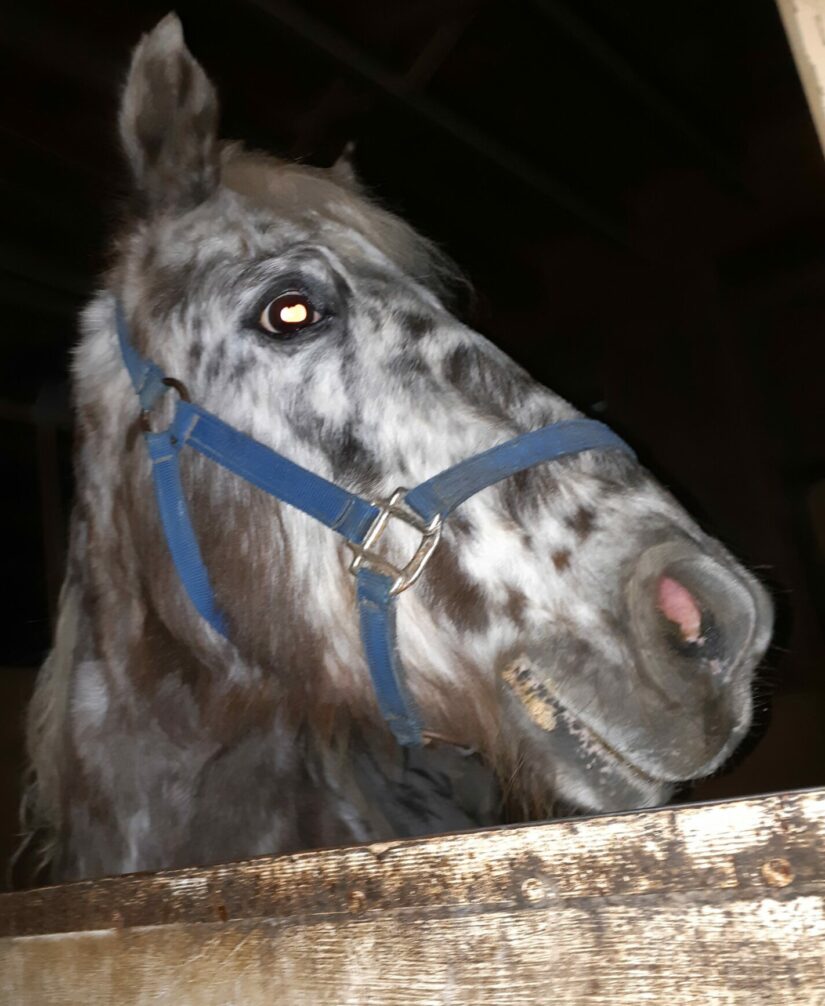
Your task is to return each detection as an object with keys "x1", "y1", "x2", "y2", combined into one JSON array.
[{"x1": 116, "y1": 304, "x2": 635, "y2": 746}]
